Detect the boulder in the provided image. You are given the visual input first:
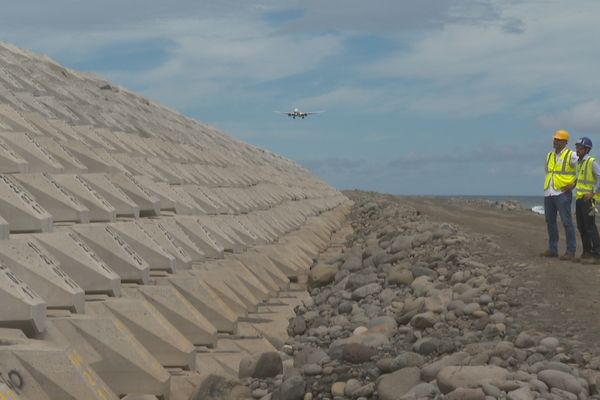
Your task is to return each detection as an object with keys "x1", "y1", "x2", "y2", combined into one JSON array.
[
  {"x1": 437, "y1": 365, "x2": 509, "y2": 394},
  {"x1": 377, "y1": 367, "x2": 421, "y2": 400}
]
